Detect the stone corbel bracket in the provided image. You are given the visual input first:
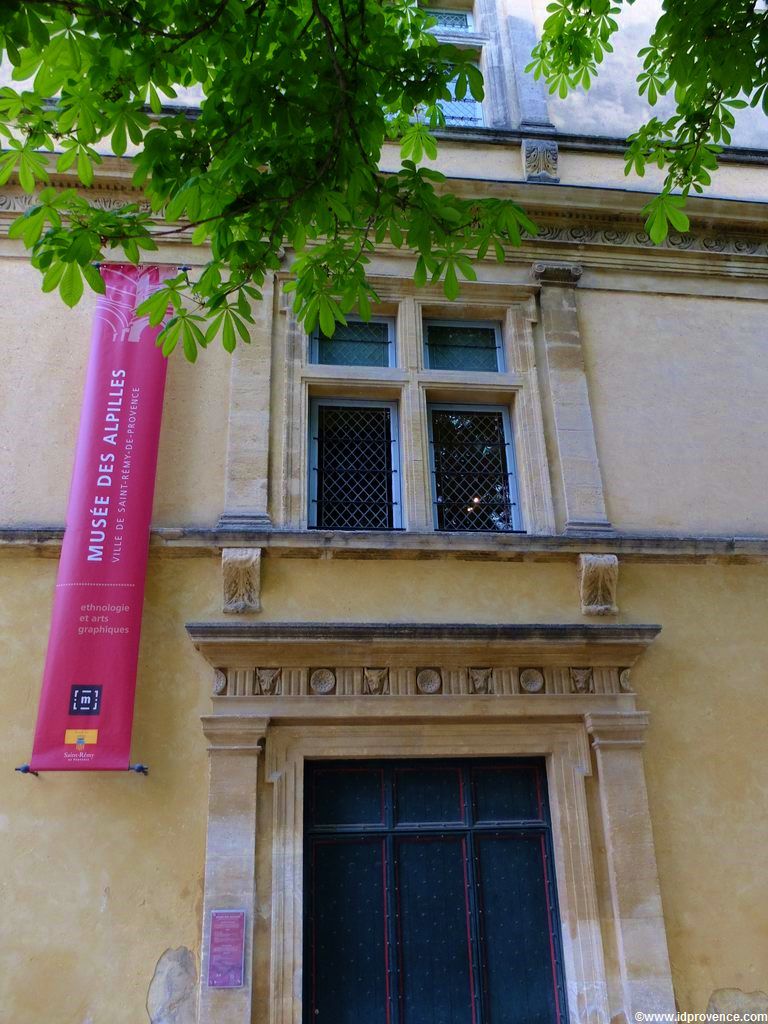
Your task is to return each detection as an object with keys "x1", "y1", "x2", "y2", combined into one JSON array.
[
  {"x1": 578, "y1": 553, "x2": 619, "y2": 615},
  {"x1": 222, "y1": 547, "x2": 262, "y2": 614},
  {"x1": 522, "y1": 139, "x2": 559, "y2": 183}
]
